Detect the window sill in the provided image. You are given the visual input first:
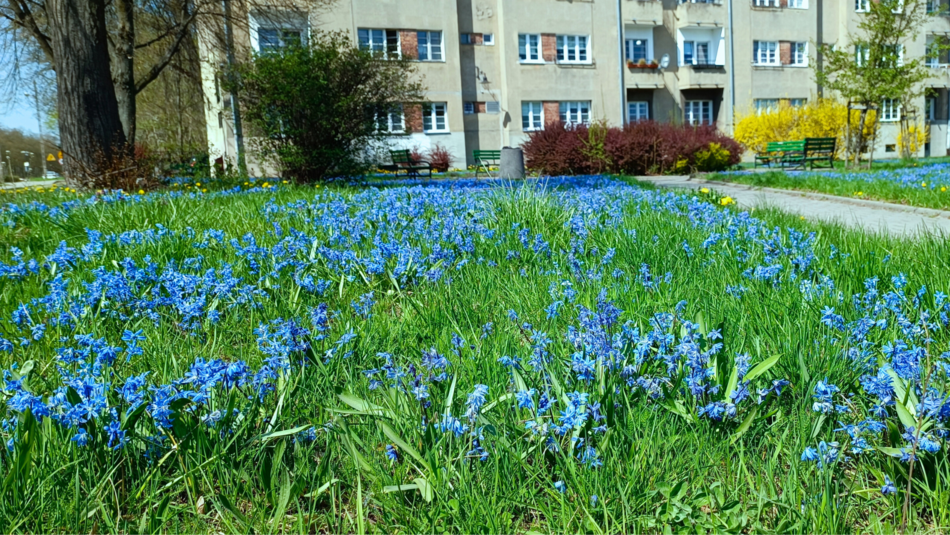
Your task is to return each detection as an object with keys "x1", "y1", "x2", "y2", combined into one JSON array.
[
  {"x1": 415, "y1": 59, "x2": 447, "y2": 63},
  {"x1": 557, "y1": 61, "x2": 595, "y2": 68},
  {"x1": 424, "y1": 130, "x2": 452, "y2": 135},
  {"x1": 519, "y1": 60, "x2": 546, "y2": 65}
]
